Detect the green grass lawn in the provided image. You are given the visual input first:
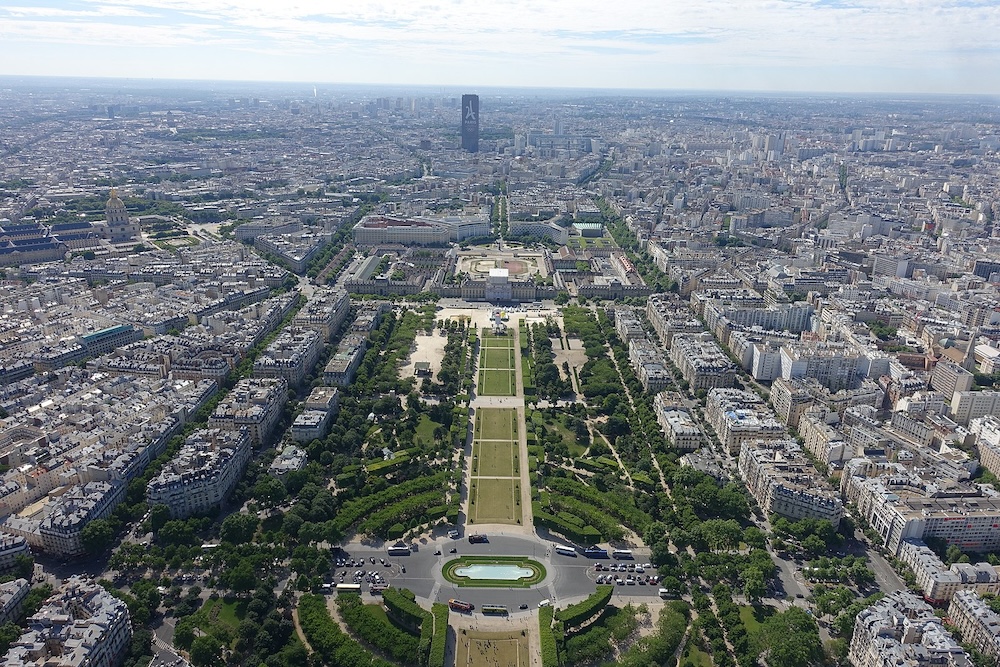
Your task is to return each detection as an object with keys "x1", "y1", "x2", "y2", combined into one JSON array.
[
  {"x1": 479, "y1": 369, "x2": 515, "y2": 396},
  {"x1": 482, "y1": 347, "x2": 514, "y2": 369},
  {"x1": 414, "y1": 414, "x2": 443, "y2": 446},
  {"x1": 739, "y1": 605, "x2": 773, "y2": 633},
  {"x1": 472, "y1": 478, "x2": 521, "y2": 524},
  {"x1": 473, "y1": 440, "x2": 516, "y2": 476},
  {"x1": 682, "y1": 642, "x2": 714, "y2": 667},
  {"x1": 476, "y1": 409, "x2": 517, "y2": 441},
  {"x1": 544, "y1": 416, "x2": 586, "y2": 456}
]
